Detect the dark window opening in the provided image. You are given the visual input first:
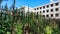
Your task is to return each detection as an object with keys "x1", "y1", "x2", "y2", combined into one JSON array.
[
  {"x1": 51, "y1": 9, "x2": 53, "y2": 12},
  {"x1": 43, "y1": 6, "x2": 45, "y2": 9},
  {"x1": 55, "y1": 3, "x2": 59, "y2": 6},
  {"x1": 40, "y1": 7, "x2": 42, "y2": 9},
  {"x1": 47, "y1": 10, "x2": 49, "y2": 12},
  {"x1": 55, "y1": 8, "x2": 59, "y2": 11},
  {"x1": 37, "y1": 8, "x2": 39, "y2": 10},
  {"x1": 34, "y1": 9, "x2": 36, "y2": 10},
  {"x1": 43, "y1": 10, "x2": 45, "y2": 13},
  {"x1": 37, "y1": 12, "x2": 38, "y2": 14},
  {"x1": 43, "y1": 15, "x2": 45, "y2": 17},
  {"x1": 40, "y1": 11, "x2": 41, "y2": 13},
  {"x1": 55, "y1": 14, "x2": 59, "y2": 17},
  {"x1": 47, "y1": 5, "x2": 49, "y2": 8},
  {"x1": 51, "y1": 14, "x2": 53, "y2": 17},
  {"x1": 46, "y1": 15, "x2": 49, "y2": 17},
  {"x1": 51, "y1": 4, "x2": 53, "y2": 7}
]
